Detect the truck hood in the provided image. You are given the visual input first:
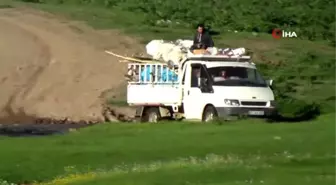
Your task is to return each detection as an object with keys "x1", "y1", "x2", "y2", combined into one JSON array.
[{"x1": 212, "y1": 86, "x2": 274, "y2": 100}]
